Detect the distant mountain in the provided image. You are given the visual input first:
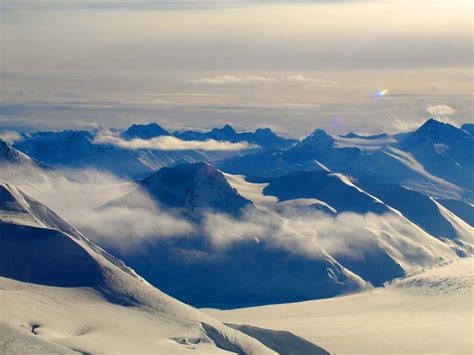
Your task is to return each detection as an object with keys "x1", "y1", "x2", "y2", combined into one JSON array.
[
  {"x1": 394, "y1": 119, "x2": 474, "y2": 192},
  {"x1": 14, "y1": 130, "x2": 99, "y2": 165},
  {"x1": 122, "y1": 123, "x2": 170, "y2": 139},
  {"x1": 14, "y1": 129, "x2": 206, "y2": 178},
  {"x1": 175, "y1": 124, "x2": 297, "y2": 150},
  {"x1": 216, "y1": 149, "x2": 327, "y2": 178},
  {"x1": 0, "y1": 182, "x2": 275, "y2": 354},
  {"x1": 217, "y1": 119, "x2": 473, "y2": 202}
]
